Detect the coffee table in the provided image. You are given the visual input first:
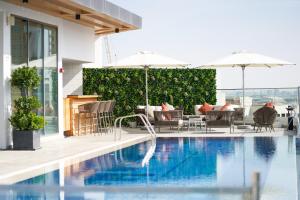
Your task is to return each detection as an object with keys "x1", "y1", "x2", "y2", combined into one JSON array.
[{"x1": 183, "y1": 115, "x2": 205, "y2": 131}]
